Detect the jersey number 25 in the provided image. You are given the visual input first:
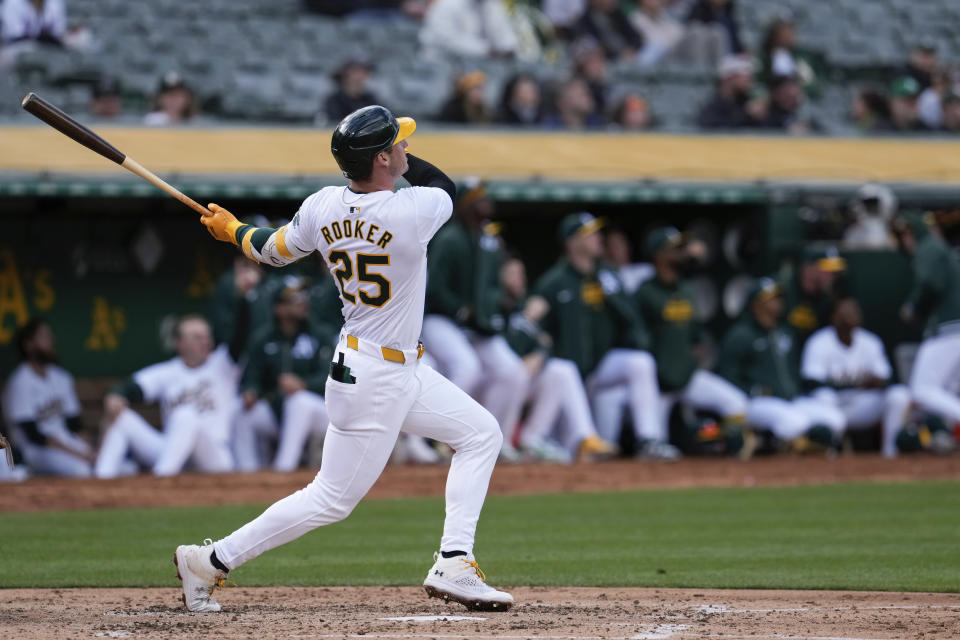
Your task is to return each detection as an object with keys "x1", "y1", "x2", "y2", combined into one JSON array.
[{"x1": 329, "y1": 251, "x2": 391, "y2": 307}]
